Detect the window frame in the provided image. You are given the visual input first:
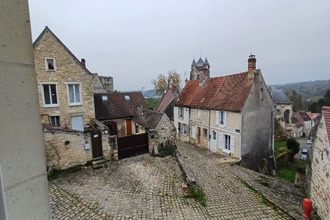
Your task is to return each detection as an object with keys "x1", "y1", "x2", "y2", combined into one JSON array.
[
  {"x1": 66, "y1": 83, "x2": 82, "y2": 106},
  {"x1": 41, "y1": 83, "x2": 59, "y2": 107},
  {"x1": 50, "y1": 115, "x2": 60, "y2": 127},
  {"x1": 179, "y1": 107, "x2": 184, "y2": 119},
  {"x1": 45, "y1": 58, "x2": 56, "y2": 71},
  {"x1": 216, "y1": 110, "x2": 227, "y2": 128}
]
